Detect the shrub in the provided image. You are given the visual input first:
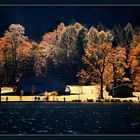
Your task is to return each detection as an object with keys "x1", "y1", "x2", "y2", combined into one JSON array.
[
  {"x1": 72, "y1": 99, "x2": 81, "y2": 102},
  {"x1": 96, "y1": 99, "x2": 102, "y2": 102},
  {"x1": 114, "y1": 99, "x2": 121, "y2": 102},
  {"x1": 87, "y1": 99, "x2": 93, "y2": 102},
  {"x1": 111, "y1": 99, "x2": 115, "y2": 102},
  {"x1": 105, "y1": 99, "x2": 110, "y2": 102},
  {"x1": 122, "y1": 100, "x2": 128, "y2": 102},
  {"x1": 129, "y1": 100, "x2": 133, "y2": 102}
]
